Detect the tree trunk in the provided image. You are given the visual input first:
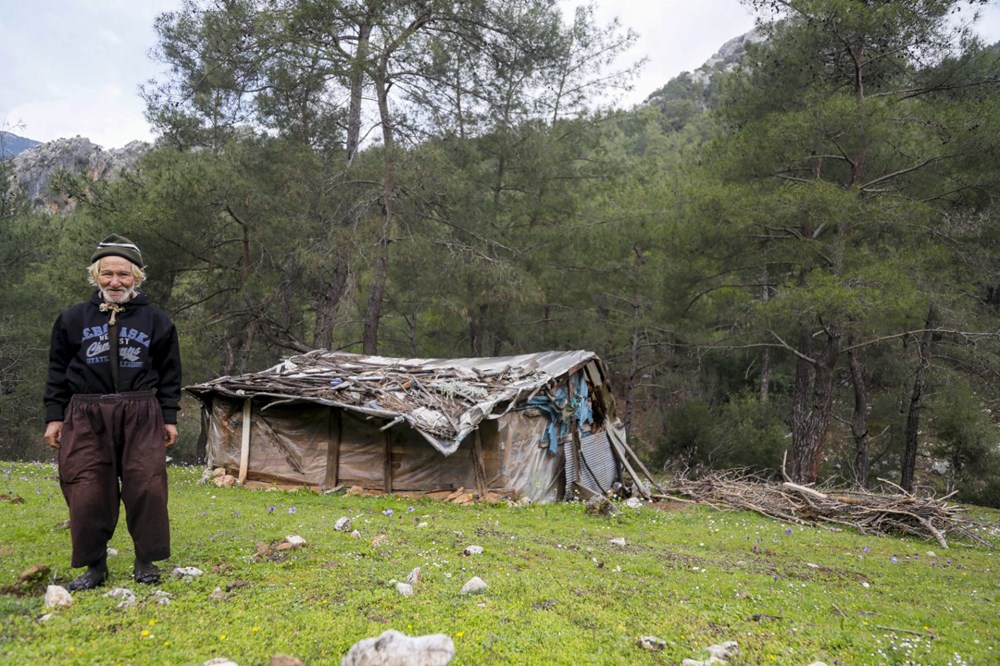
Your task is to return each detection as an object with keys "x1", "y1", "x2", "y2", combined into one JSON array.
[
  {"x1": 313, "y1": 256, "x2": 350, "y2": 350},
  {"x1": 345, "y1": 19, "x2": 373, "y2": 166},
  {"x1": 789, "y1": 318, "x2": 841, "y2": 483},
  {"x1": 847, "y1": 345, "x2": 871, "y2": 489},
  {"x1": 759, "y1": 276, "x2": 772, "y2": 403},
  {"x1": 362, "y1": 69, "x2": 395, "y2": 355},
  {"x1": 901, "y1": 306, "x2": 936, "y2": 491}
]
